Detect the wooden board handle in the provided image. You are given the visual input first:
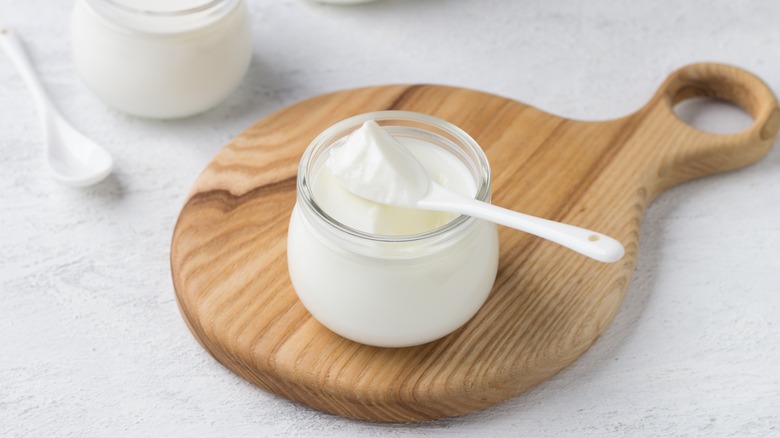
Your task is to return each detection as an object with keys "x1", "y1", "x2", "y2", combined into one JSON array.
[
  {"x1": 636, "y1": 63, "x2": 780, "y2": 194},
  {"x1": 660, "y1": 63, "x2": 779, "y2": 136}
]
